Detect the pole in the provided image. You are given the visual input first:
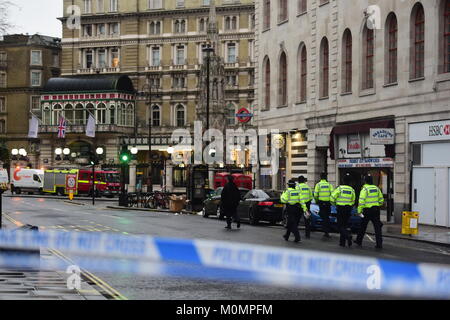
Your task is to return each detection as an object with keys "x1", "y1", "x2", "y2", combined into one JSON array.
[
  {"x1": 148, "y1": 83, "x2": 153, "y2": 193},
  {"x1": 0, "y1": 191, "x2": 3, "y2": 229},
  {"x1": 92, "y1": 160, "x2": 95, "y2": 206},
  {"x1": 206, "y1": 49, "x2": 210, "y2": 132}
]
